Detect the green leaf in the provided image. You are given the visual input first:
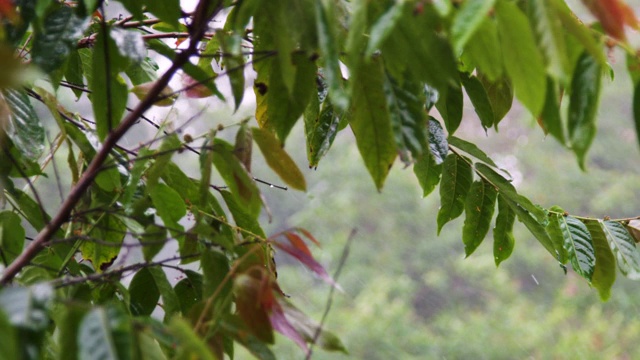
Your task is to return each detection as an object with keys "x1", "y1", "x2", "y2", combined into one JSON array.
[
  {"x1": 602, "y1": 220, "x2": 640, "y2": 280},
  {"x1": 65, "y1": 49, "x2": 85, "y2": 98},
  {"x1": 549, "y1": 0, "x2": 607, "y2": 67},
  {"x1": 95, "y1": 165, "x2": 121, "y2": 192},
  {"x1": 435, "y1": 84, "x2": 463, "y2": 135},
  {"x1": 125, "y1": 57, "x2": 159, "y2": 86},
  {"x1": 558, "y1": 215, "x2": 595, "y2": 281},
  {"x1": 145, "y1": 0, "x2": 181, "y2": 29},
  {"x1": 251, "y1": 127, "x2": 307, "y2": 191},
  {"x1": 174, "y1": 270, "x2": 203, "y2": 315},
  {"x1": 2, "y1": 88, "x2": 45, "y2": 160},
  {"x1": 78, "y1": 306, "x2": 131, "y2": 360},
  {"x1": 31, "y1": 6, "x2": 86, "y2": 74},
  {"x1": 365, "y1": 1, "x2": 406, "y2": 58},
  {"x1": 202, "y1": 249, "x2": 231, "y2": 299},
  {"x1": 0, "y1": 211, "x2": 25, "y2": 264},
  {"x1": 545, "y1": 210, "x2": 569, "y2": 265},
  {"x1": 316, "y1": 0, "x2": 349, "y2": 110},
  {"x1": 220, "y1": 190, "x2": 266, "y2": 239},
  {"x1": 502, "y1": 194, "x2": 555, "y2": 257},
  {"x1": 218, "y1": 32, "x2": 245, "y2": 111},
  {"x1": 0, "y1": 308, "x2": 17, "y2": 359},
  {"x1": 149, "y1": 183, "x2": 187, "y2": 226},
  {"x1": 461, "y1": 73, "x2": 494, "y2": 130},
  {"x1": 414, "y1": 152, "x2": 442, "y2": 197},
  {"x1": 475, "y1": 163, "x2": 546, "y2": 222},
  {"x1": 304, "y1": 82, "x2": 343, "y2": 168},
  {"x1": 568, "y1": 52, "x2": 602, "y2": 170},
  {"x1": 57, "y1": 305, "x2": 87, "y2": 360},
  {"x1": 475, "y1": 163, "x2": 555, "y2": 256},
  {"x1": 493, "y1": 195, "x2": 515, "y2": 266},
  {"x1": 129, "y1": 268, "x2": 160, "y2": 316},
  {"x1": 495, "y1": 0, "x2": 546, "y2": 116},
  {"x1": 91, "y1": 26, "x2": 129, "y2": 141},
  {"x1": 349, "y1": 57, "x2": 397, "y2": 191},
  {"x1": 437, "y1": 154, "x2": 473, "y2": 234},
  {"x1": 212, "y1": 139, "x2": 261, "y2": 218},
  {"x1": 80, "y1": 214, "x2": 126, "y2": 271},
  {"x1": 634, "y1": 81, "x2": 640, "y2": 151},
  {"x1": 345, "y1": 0, "x2": 368, "y2": 73},
  {"x1": 254, "y1": 52, "x2": 317, "y2": 143},
  {"x1": 380, "y1": 5, "x2": 458, "y2": 93},
  {"x1": 384, "y1": 72, "x2": 428, "y2": 165},
  {"x1": 477, "y1": 74, "x2": 513, "y2": 128},
  {"x1": 540, "y1": 77, "x2": 565, "y2": 144},
  {"x1": 168, "y1": 317, "x2": 217, "y2": 360},
  {"x1": 5, "y1": 188, "x2": 50, "y2": 231},
  {"x1": 528, "y1": 0, "x2": 571, "y2": 83},
  {"x1": 463, "y1": 180, "x2": 498, "y2": 257},
  {"x1": 140, "y1": 224, "x2": 167, "y2": 262},
  {"x1": 448, "y1": 136, "x2": 498, "y2": 168},
  {"x1": 585, "y1": 220, "x2": 616, "y2": 301},
  {"x1": 463, "y1": 18, "x2": 503, "y2": 81},
  {"x1": 451, "y1": 0, "x2": 496, "y2": 55}
]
